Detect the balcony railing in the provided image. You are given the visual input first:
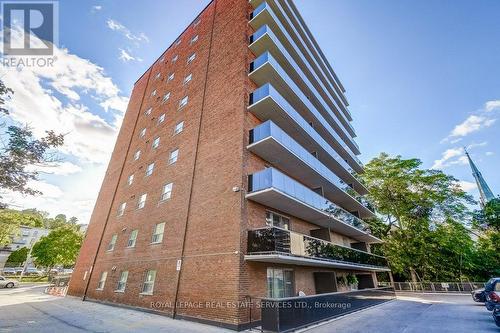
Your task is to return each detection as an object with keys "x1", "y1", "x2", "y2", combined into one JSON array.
[
  {"x1": 247, "y1": 227, "x2": 388, "y2": 269},
  {"x1": 248, "y1": 168, "x2": 369, "y2": 232}
]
